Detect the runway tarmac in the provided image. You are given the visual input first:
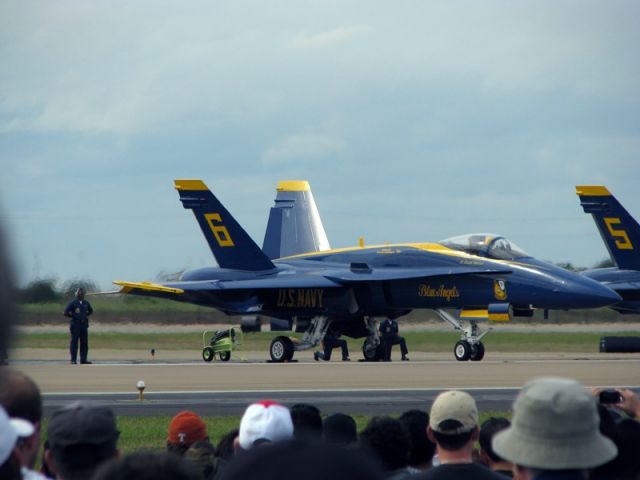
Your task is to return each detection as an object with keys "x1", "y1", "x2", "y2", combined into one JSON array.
[{"x1": 13, "y1": 349, "x2": 640, "y2": 416}]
